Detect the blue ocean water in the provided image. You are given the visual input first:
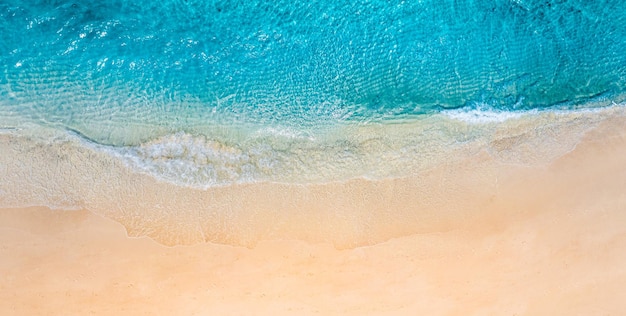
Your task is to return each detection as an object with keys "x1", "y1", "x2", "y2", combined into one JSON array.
[{"x1": 2, "y1": 1, "x2": 626, "y2": 142}]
